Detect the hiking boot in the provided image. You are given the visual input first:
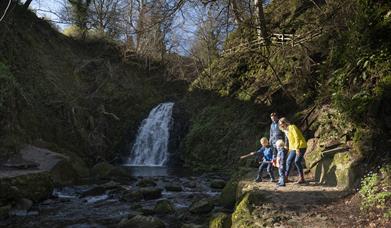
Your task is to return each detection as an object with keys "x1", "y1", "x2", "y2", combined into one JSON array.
[
  {"x1": 296, "y1": 176, "x2": 305, "y2": 184},
  {"x1": 255, "y1": 178, "x2": 262, "y2": 182}
]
